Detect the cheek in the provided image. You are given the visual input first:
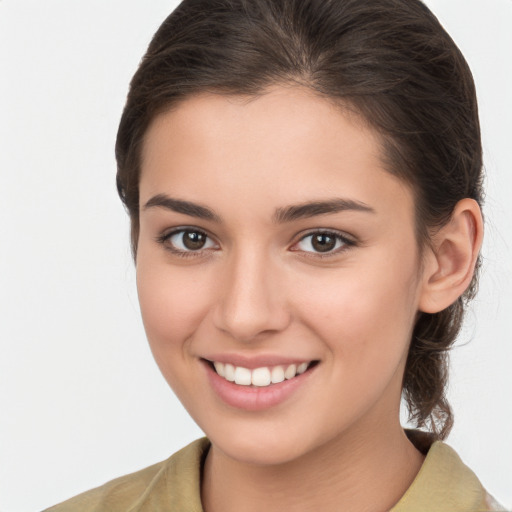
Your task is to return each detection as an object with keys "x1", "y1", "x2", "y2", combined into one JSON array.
[
  {"x1": 293, "y1": 254, "x2": 420, "y2": 365},
  {"x1": 135, "y1": 259, "x2": 219, "y2": 403},
  {"x1": 136, "y1": 259, "x2": 213, "y2": 353}
]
